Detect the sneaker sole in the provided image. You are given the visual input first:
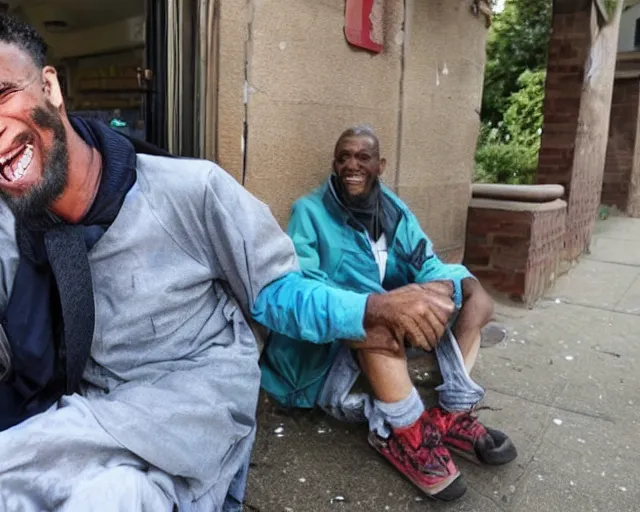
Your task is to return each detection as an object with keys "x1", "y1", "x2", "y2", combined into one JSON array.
[{"x1": 368, "y1": 433, "x2": 467, "y2": 501}]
